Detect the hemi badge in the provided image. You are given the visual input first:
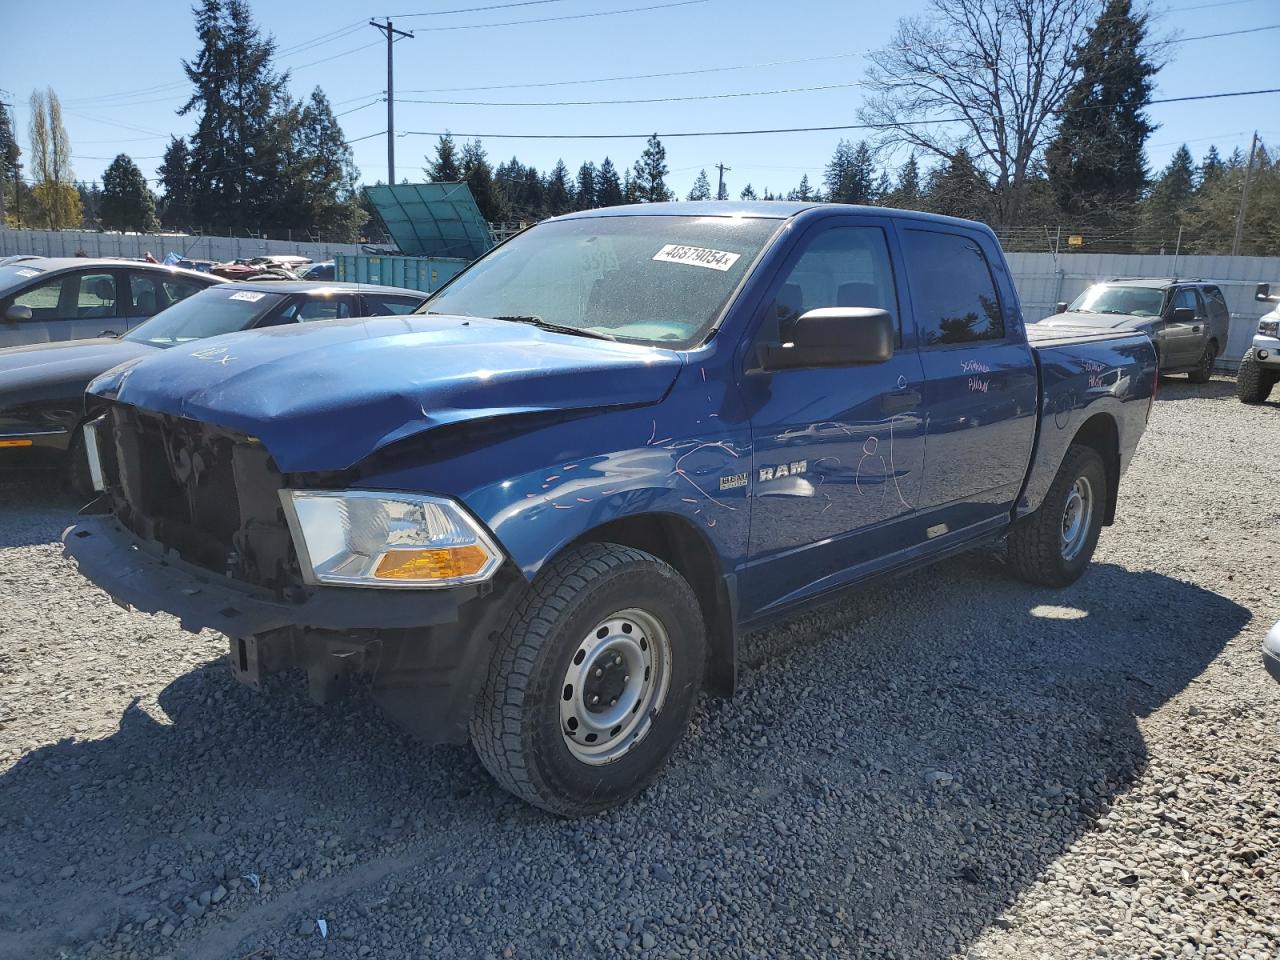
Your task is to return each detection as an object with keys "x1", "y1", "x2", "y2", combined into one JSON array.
[
  {"x1": 719, "y1": 472, "x2": 748, "y2": 491},
  {"x1": 926, "y1": 523, "x2": 949, "y2": 539}
]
